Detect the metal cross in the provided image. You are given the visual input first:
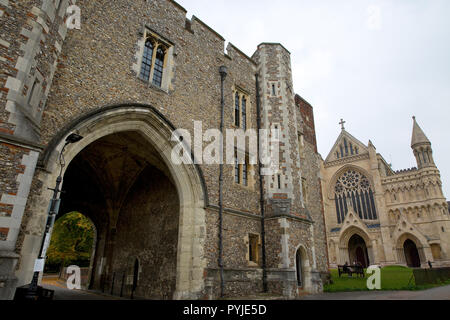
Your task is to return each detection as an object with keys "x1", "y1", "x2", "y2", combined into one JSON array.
[{"x1": 339, "y1": 119, "x2": 346, "y2": 130}]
